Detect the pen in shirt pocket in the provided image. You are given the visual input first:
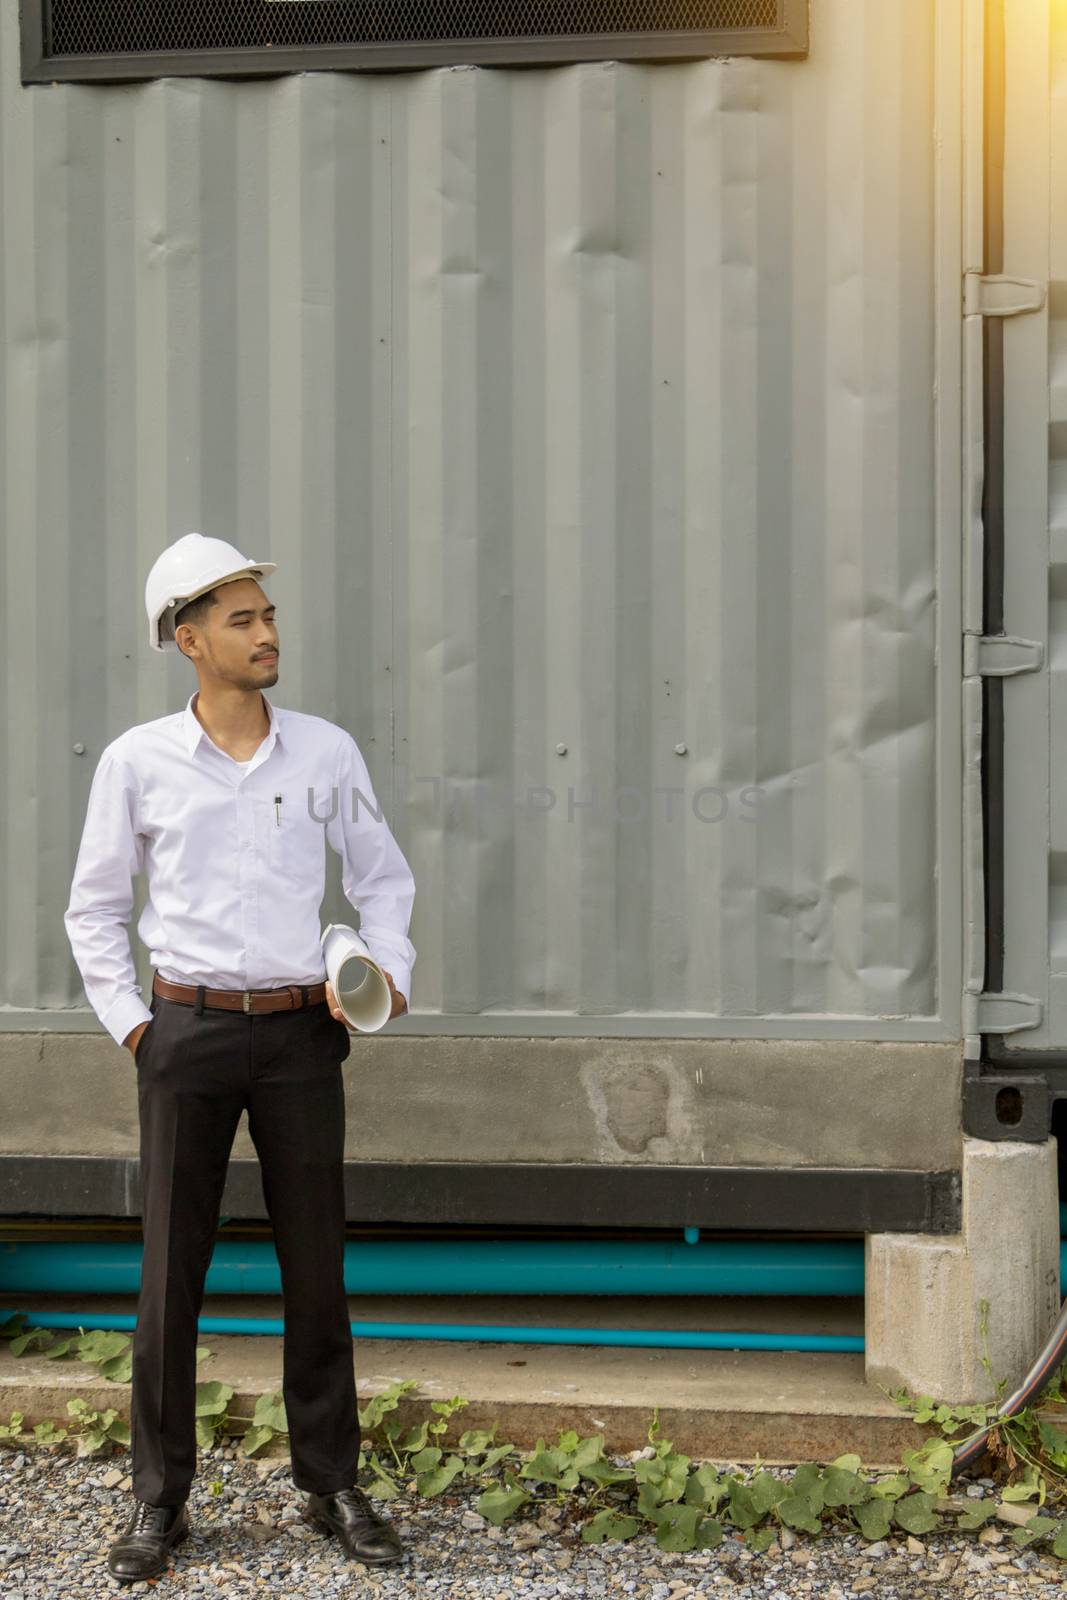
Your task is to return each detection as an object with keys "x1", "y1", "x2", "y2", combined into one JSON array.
[{"x1": 274, "y1": 793, "x2": 282, "y2": 826}]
